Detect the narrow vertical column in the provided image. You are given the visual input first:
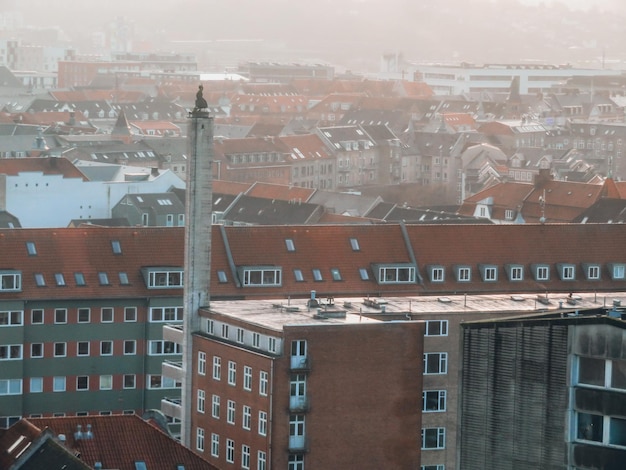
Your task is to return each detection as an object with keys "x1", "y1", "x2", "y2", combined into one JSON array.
[{"x1": 181, "y1": 86, "x2": 213, "y2": 446}]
